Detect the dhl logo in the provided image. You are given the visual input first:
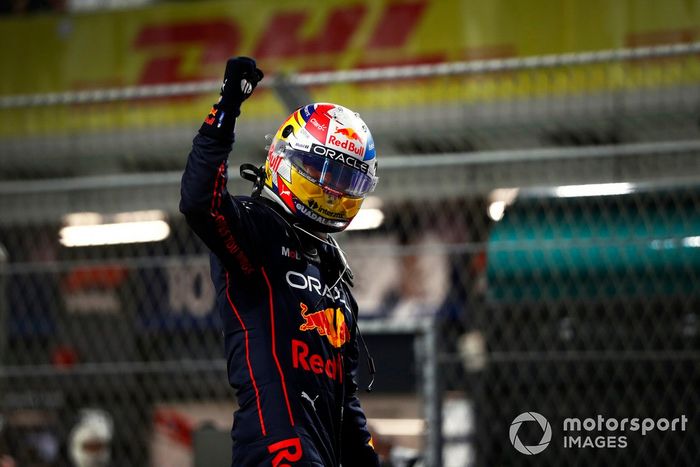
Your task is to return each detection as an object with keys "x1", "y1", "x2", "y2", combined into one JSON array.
[
  {"x1": 335, "y1": 127, "x2": 362, "y2": 143},
  {"x1": 298, "y1": 302, "x2": 350, "y2": 348},
  {"x1": 131, "y1": 2, "x2": 431, "y2": 86}
]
